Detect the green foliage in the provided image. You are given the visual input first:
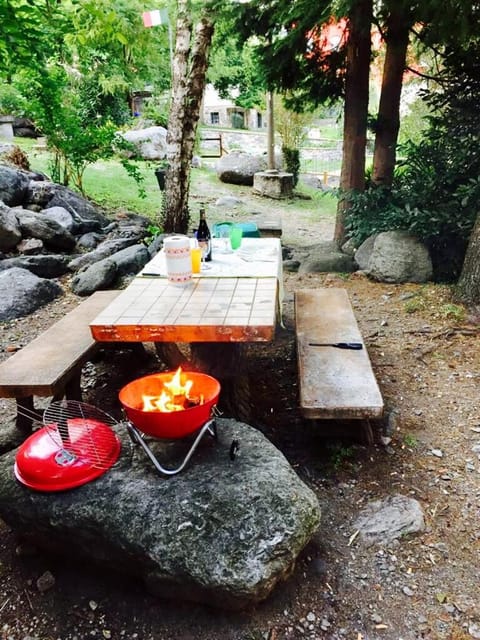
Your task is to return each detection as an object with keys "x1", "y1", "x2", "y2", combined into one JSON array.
[
  {"x1": 326, "y1": 443, "x2": 356, "y2": 471},
  {"x1": 282, "y1": 146, "x2": 301, "y2": 188},
  {"x1": 230, "y1": 0, "x2": 344, "y2": 111},
  {"x1": 0, "y1": 0, "x2": 68, "y2": 75},
  {"x1": 22, "y1": 66, "x2": 118, "y2": 193},
  {"x1": 144, "y1": 223, "x2": 162, "y2": 245},
  {"x1": 68, "y1": 0, "x2": 172, "y2": 95},
  {"x1": 275, "y1": 95, "x2": 311, "y2": 148},
  {"x1": 346, "y1": 39, "x2": 480, "y2": 282},
  {"x1": 77, "y1": 73, "x2": 130, "y2": 125},
  {"x1": 141, "y1": 94, "x2": 170, "y2": 128},
  {"x1": 0, "y1": 82, "x2": 26, "y2": 115},
  {"x1": 208, "y1": 22, "x2": 266, "y2": 110},
  {"x1": 398, "y1": 96, "x2": 432, "y2": 145}
]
